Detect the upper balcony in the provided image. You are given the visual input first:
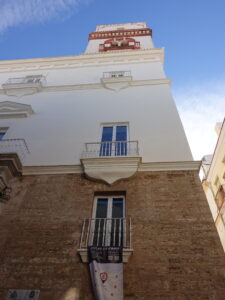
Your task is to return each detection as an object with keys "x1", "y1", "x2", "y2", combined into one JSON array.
[
  {"x1": 82, "y1": 140, "x2": 139, "y2": 158},
  {"x1": 81, "y1": 140, "x2": 141, "y2": 185},
  {"x1": 101, "y1": 71, "x2": 132, "y2": 91},
  {"x1": 2, "y1": 75, "x2": 45, "y2": 96}
]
